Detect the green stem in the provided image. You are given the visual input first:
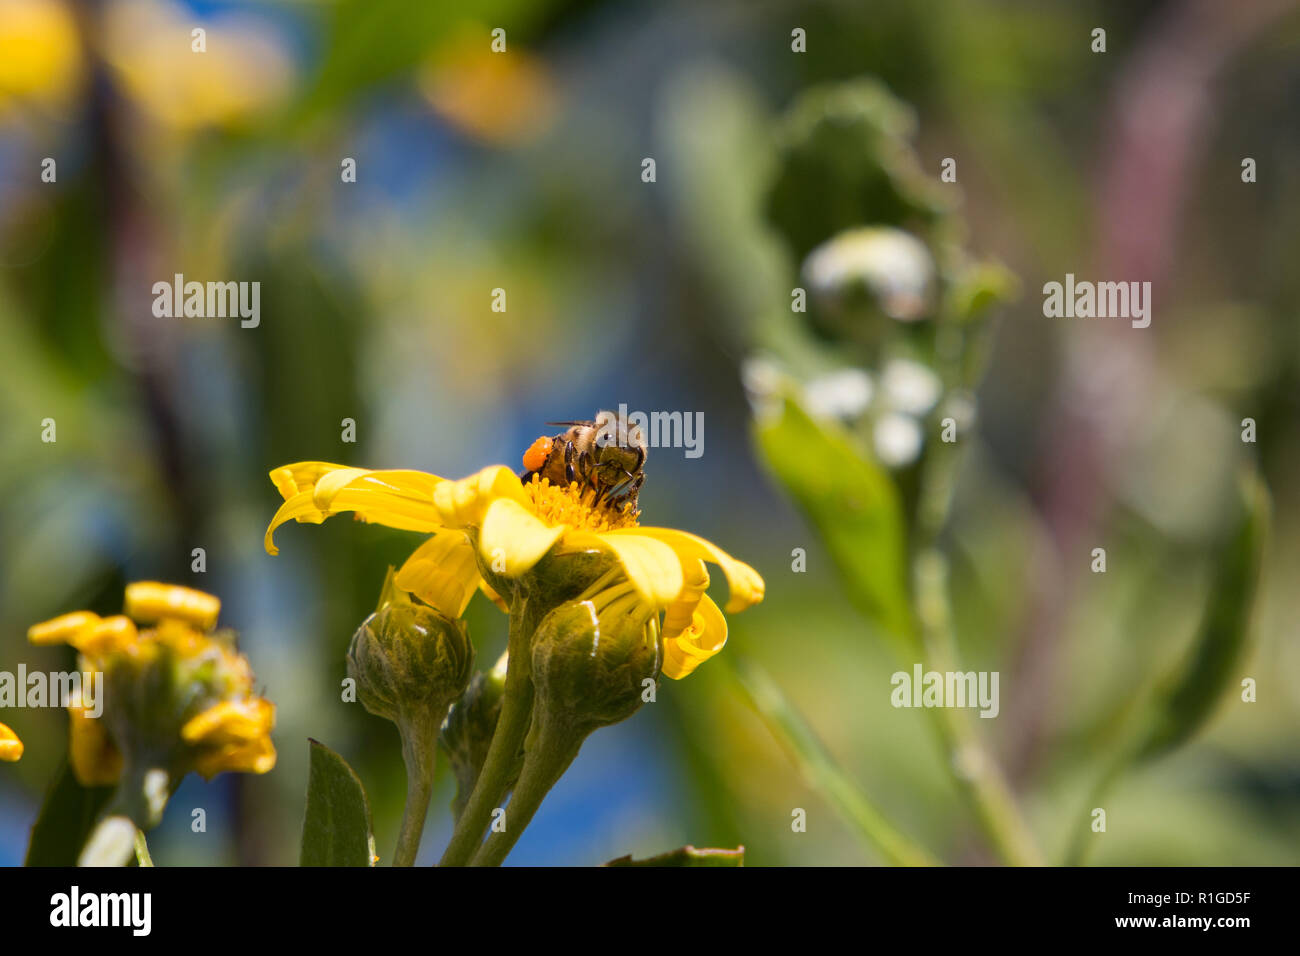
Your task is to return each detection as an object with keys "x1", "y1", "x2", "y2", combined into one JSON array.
[
  {"x1": 1063, "y1": 748, "x2": 1132, "y2": 866},
  {"x1": 133, "y1": 829, "x2": 154, "y2": 867},
  {"x1": 731, "y1": 656, "x2": 938, "y2": 867},
  {"x1": 438, "y1": 602, "x2": 537, "y2": 866},
  {"x1": 470, "y1": 718, "x2": 583, "y2": 867},
  {"x1": 913, "y1": 550, "x2": 1042, "y2": 865},
  {"x1": 392, "y1": 716, "x2": 439, "y2": 867}
]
